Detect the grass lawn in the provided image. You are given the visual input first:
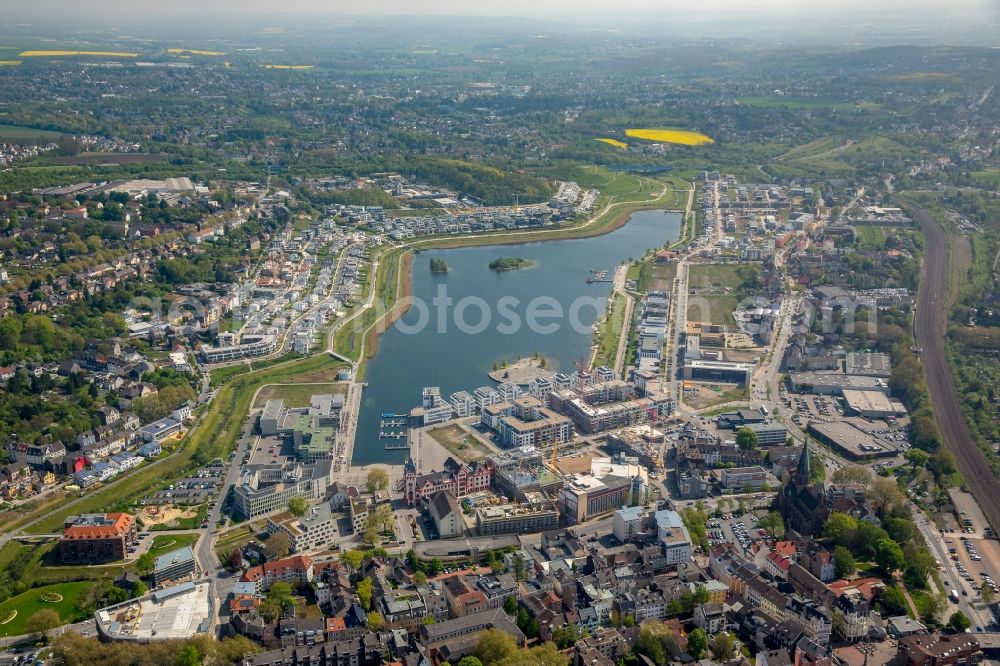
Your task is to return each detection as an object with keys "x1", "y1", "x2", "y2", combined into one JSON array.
[
  {"x1": 426, "y1": 424, "x2": 493, "y2": 463},
  {"x1": 148, "y1": 533, "x2": 199, "y2": 559},
  {"x1": 214, "y1": 522, "x2": 266, "y2": 563},
  {"x1": 594, "y1": 292, "x2": 628, "y2": 369},
  {"x1": 253, "y1": 382, "x2": 348, "y2": 409},
  {"x1": 386, "y1": 208, "x2": 446, "y2": 218},
  {"x1": 0, "y1": 542, "x2": 23, "y2": 571},
  {"x1": 0, "y1": 582, "x2": 90, "y2": 637}
]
